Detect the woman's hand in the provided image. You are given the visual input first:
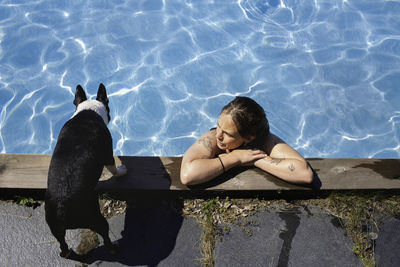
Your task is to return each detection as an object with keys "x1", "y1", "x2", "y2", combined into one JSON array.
[{"x1": 222, "y1": 149, "x2": 268, "y2": 166}]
